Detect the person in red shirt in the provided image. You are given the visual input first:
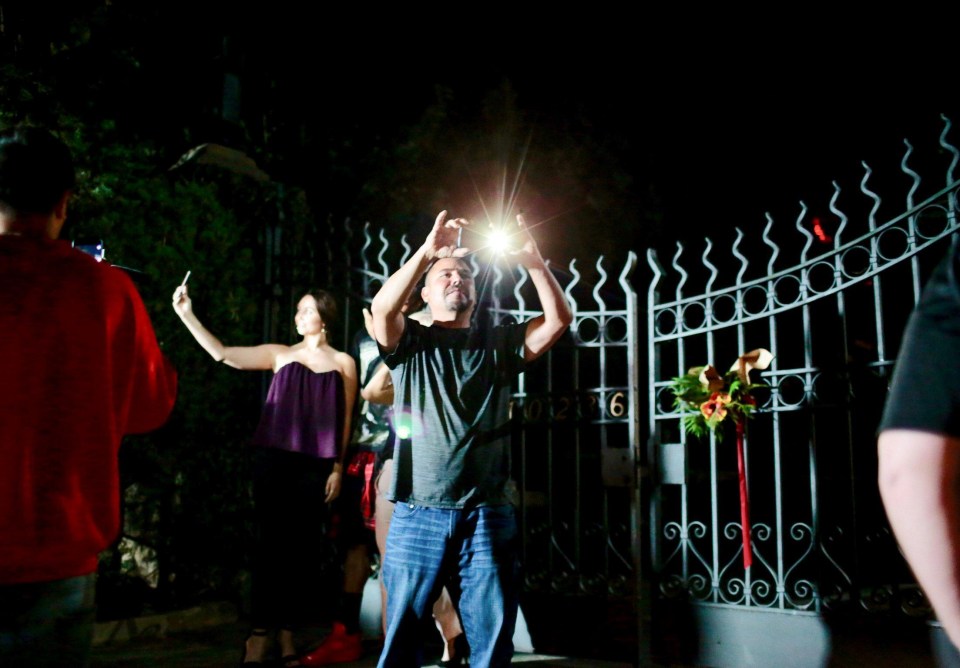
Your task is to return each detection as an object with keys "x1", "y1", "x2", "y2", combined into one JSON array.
[{"x1": 0, "y1": 126, "x2": 178, "y2": 666}]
